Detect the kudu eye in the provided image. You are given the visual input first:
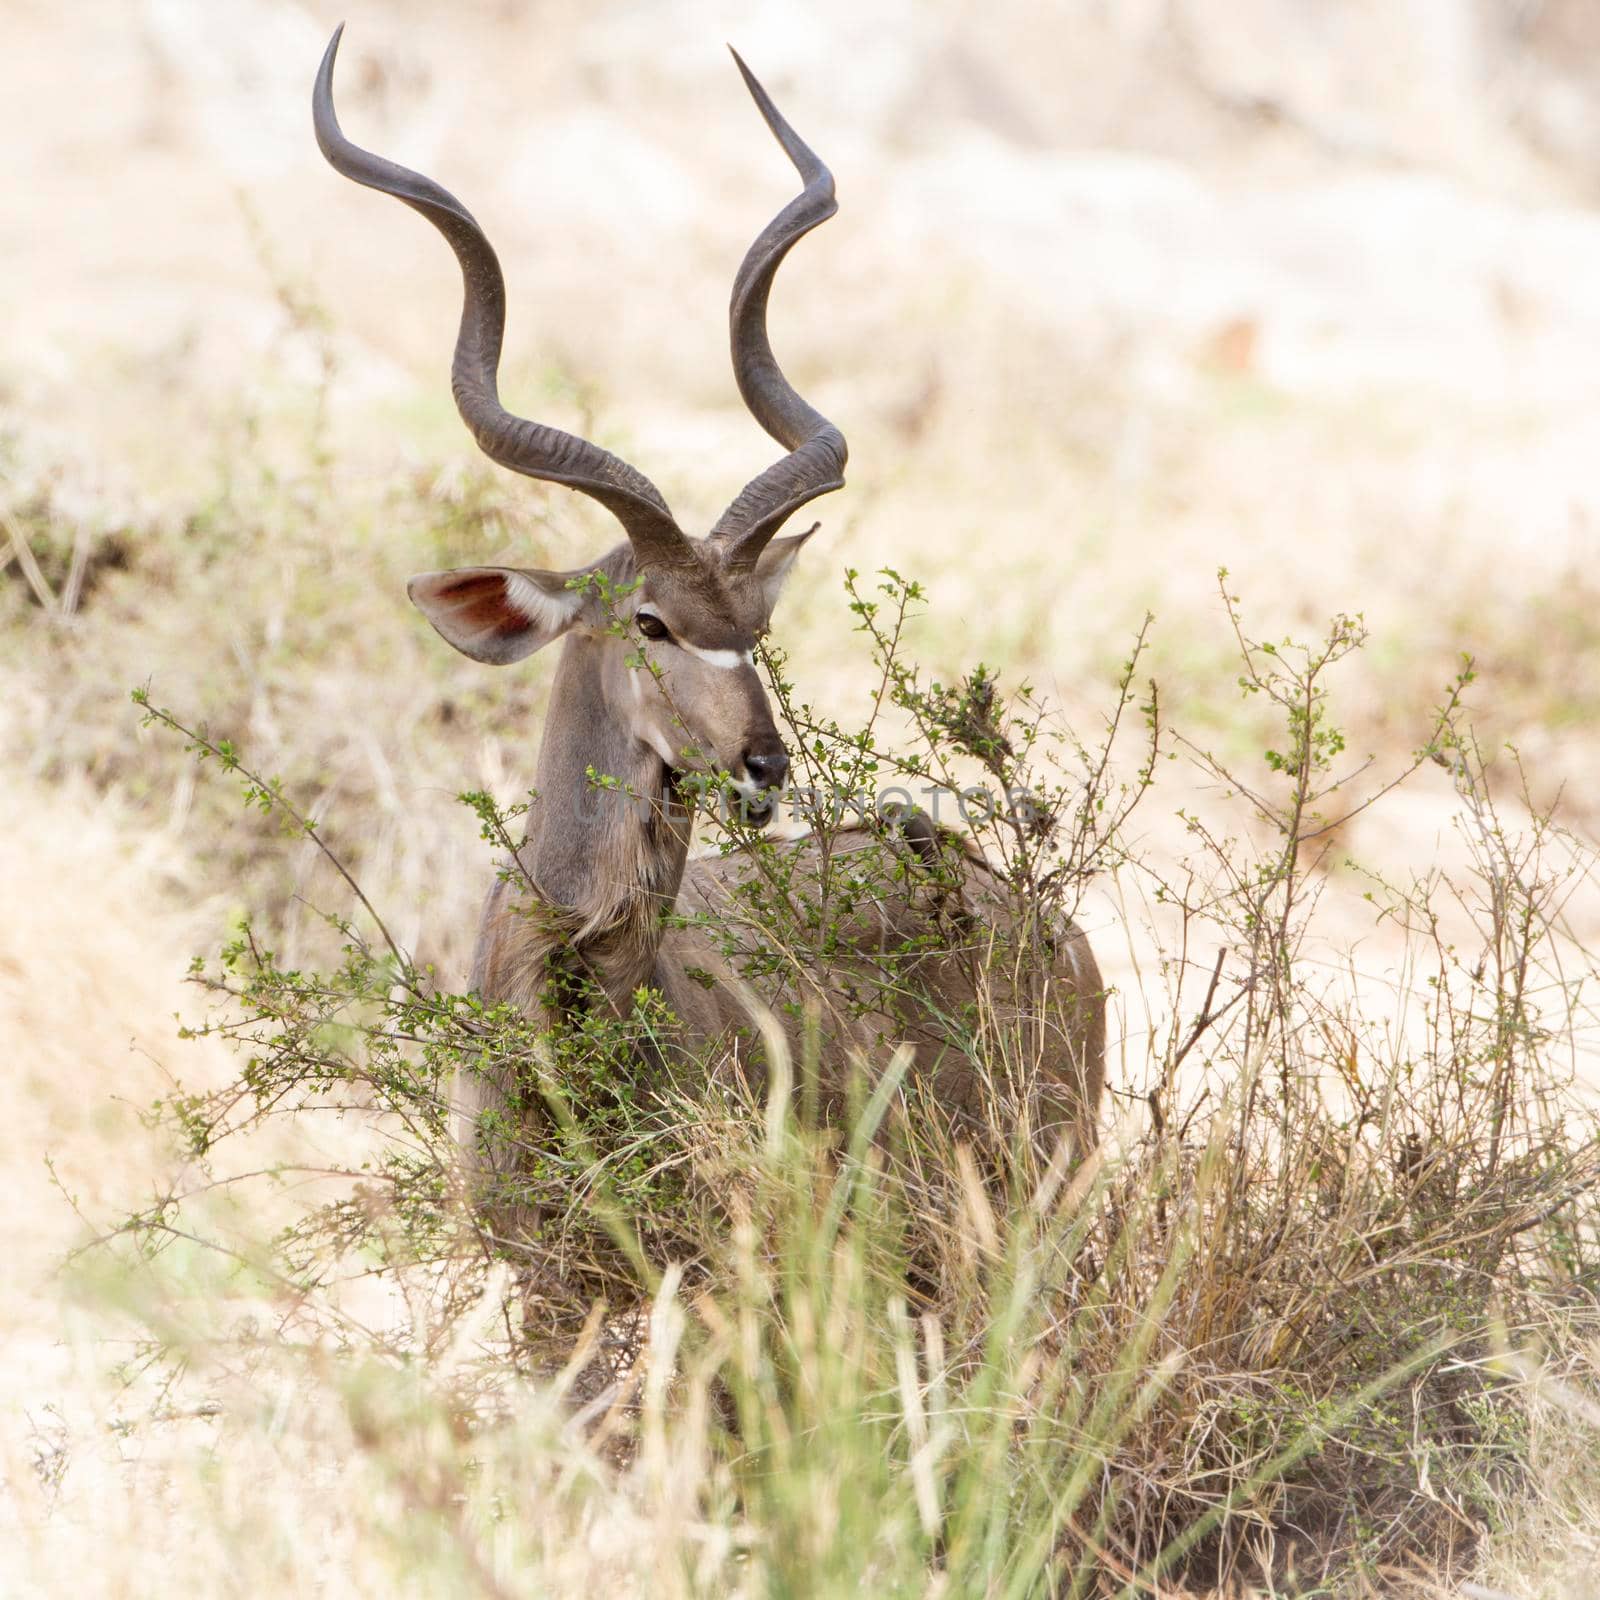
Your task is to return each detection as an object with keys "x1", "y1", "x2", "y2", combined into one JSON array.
[{"x1": 636, "y1": 611, "x2": 671, "y2": 642}]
